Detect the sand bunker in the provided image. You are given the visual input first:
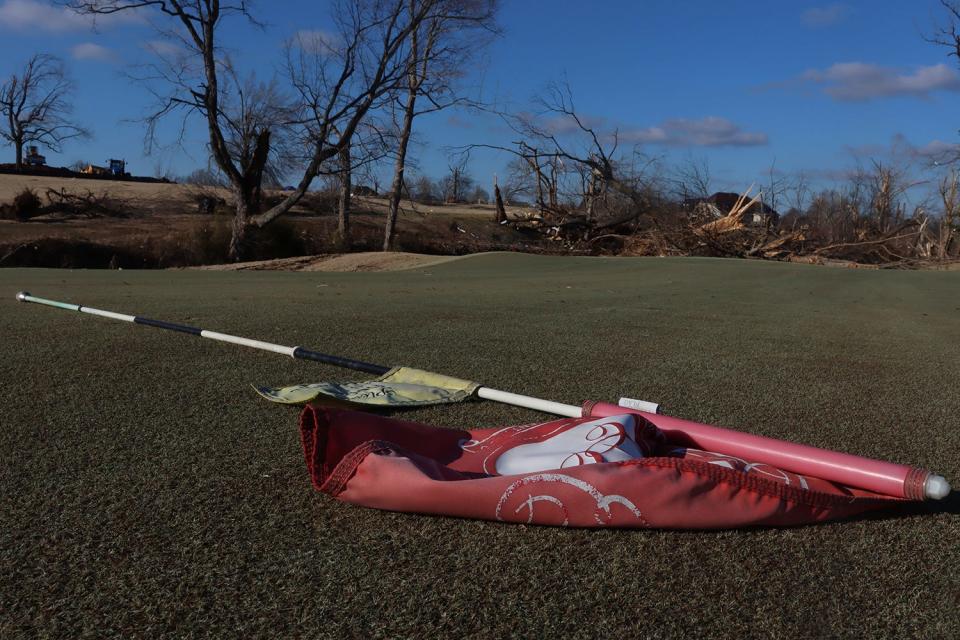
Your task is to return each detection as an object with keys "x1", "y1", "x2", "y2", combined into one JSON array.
[{"x1": 191, "y1": 251, "x2": 469, "y2": 272}]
